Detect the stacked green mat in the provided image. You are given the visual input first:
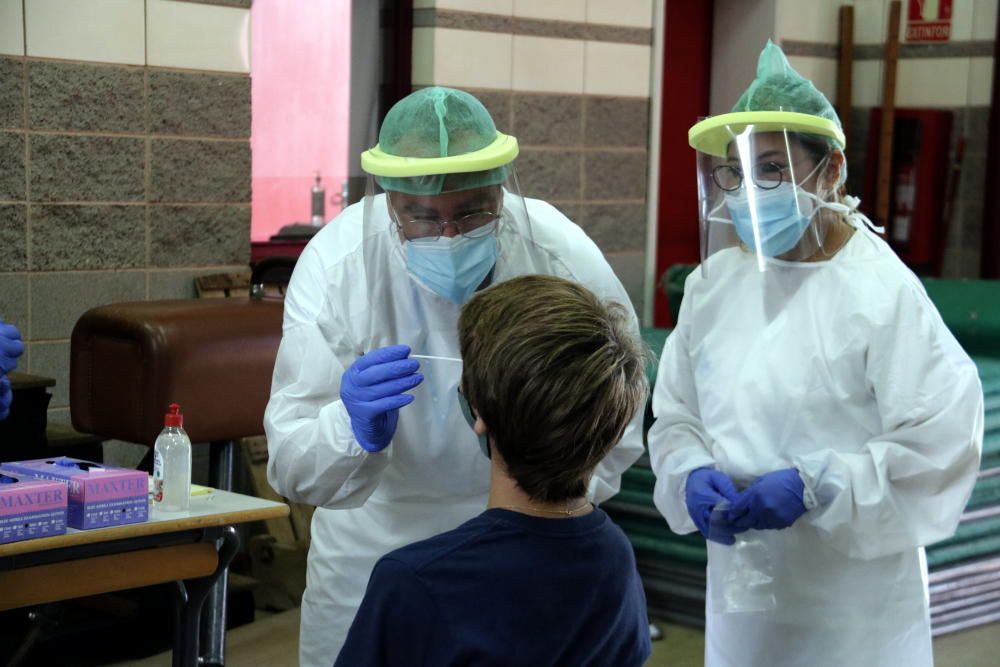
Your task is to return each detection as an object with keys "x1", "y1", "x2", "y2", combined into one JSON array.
[
  {"x1": 608, "y1": 276, "x2": 1000, "y2": 634},
  {"x1": 928, "y1": 358, "x2": 1000, "y2": 635}
]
